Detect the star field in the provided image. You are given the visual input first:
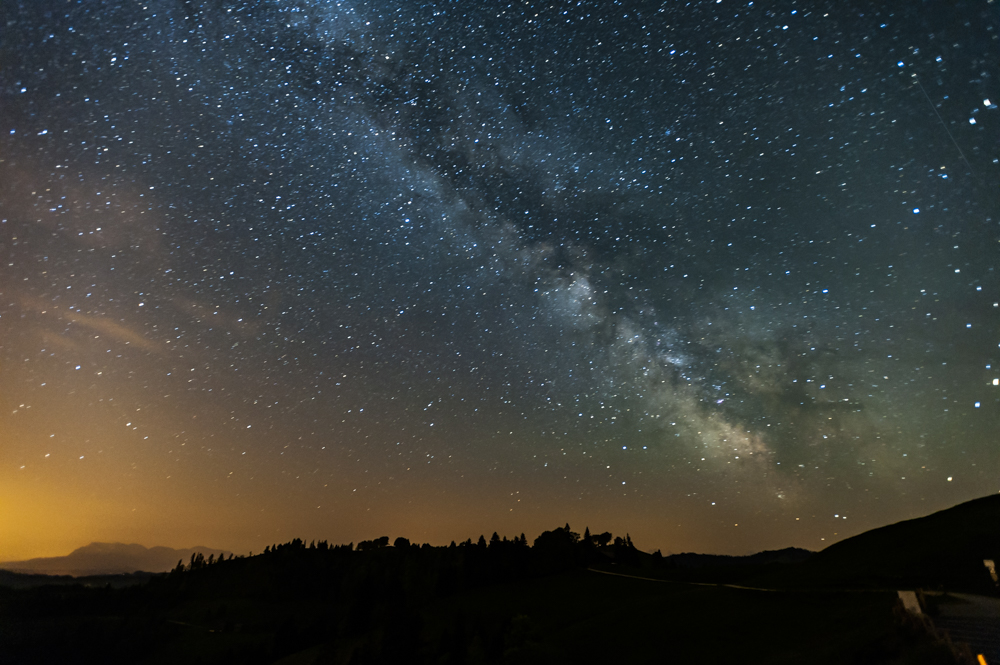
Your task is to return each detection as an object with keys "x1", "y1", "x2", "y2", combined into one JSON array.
[{"x1": 1, "y1": 0, "x2": 998, "y2": 560}]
